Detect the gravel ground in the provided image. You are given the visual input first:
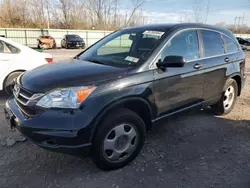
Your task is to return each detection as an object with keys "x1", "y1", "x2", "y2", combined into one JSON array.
[{"x1": 0, "y1": 50, "x2": 250, "y2": 188}]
